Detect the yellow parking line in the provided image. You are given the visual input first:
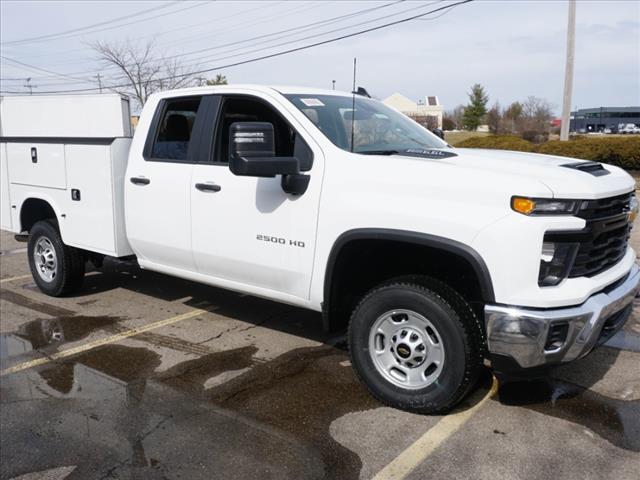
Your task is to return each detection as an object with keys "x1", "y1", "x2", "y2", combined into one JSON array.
[
  {"x1": 372, "y1": 377, "x2": 499, "y2": 480},
  {"x1": 0, "y1": 274, "x2": 32, "y2": 284},
  {"x1": 0, "y1": 307, "x2": 210, "y2": 376}
]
